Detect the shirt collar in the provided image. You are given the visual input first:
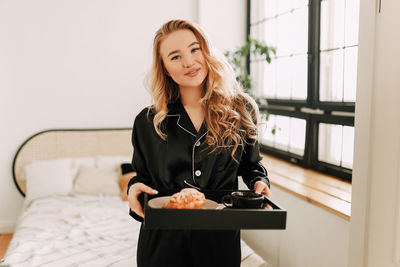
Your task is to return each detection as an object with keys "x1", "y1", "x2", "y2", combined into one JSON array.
[{"x1": 167, "y1": 99, "x2": 207, "y2": 139}]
